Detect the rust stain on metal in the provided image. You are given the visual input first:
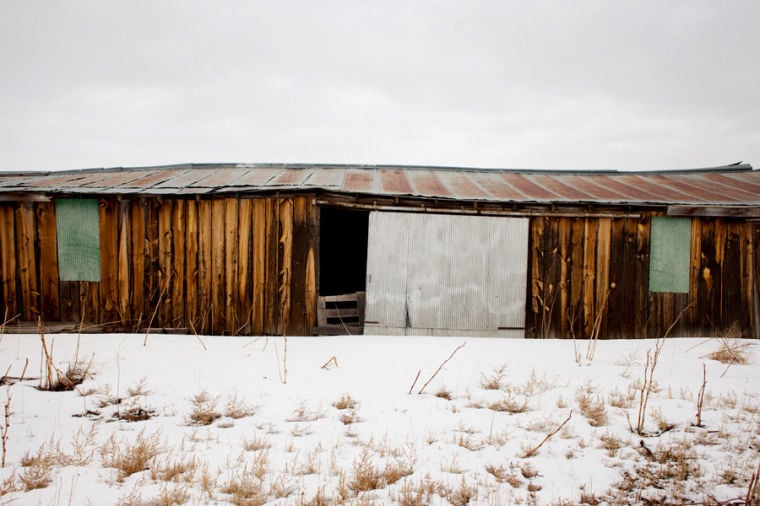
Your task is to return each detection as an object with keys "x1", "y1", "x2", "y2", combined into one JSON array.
[
  {"x1": 560, "y1": 175, "x2": 629, "y2": 201},
  {"x1": 233, "y1": 167, "x2": 282, "y2": 186},
  {"x1": 529, "y1": 174, "x2": 597, "y2": 200},
  {"x1": 441, "y1": 172, "x2": 488, "y2": 199},
  {"x1": 624, "y1": 175, "x2": 698, "y2": 202},
  {"x1": 407, "y1": 170, "x2": 452, "y2": 198},
  {"x1": 379, "y1": 169, "x2": 413, "y2": 194},
  {"x1": 0, "y1": 163, "x2": 758, "y2": 207},
  {"x1": 469, "y1": 172, "x2": 525, "y2": 200},
  {"x1": 270, "y1": 168, "x2": 312, "y2": 186},
  {"x1": 507, "y1": 174, "x2": 561, "y2": 201},
  {"x1": 305, "y1": 168, "x2": 345, "y2": 188},
  {"x1": 123, "y1": 170, "x2": 180, "y2": 188},
  {"x1": 659, "y1": 175, "x2": 749, "y2": 203},
  {"x1": 703, "y1": 172, "x2": 760, "y2": 196},
  {"x1": 193, "y1": 168, "x2": 246, "y2": 187},
  {"x1": 343, "y1": 170, "x2": 376, "y2": 193}
]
